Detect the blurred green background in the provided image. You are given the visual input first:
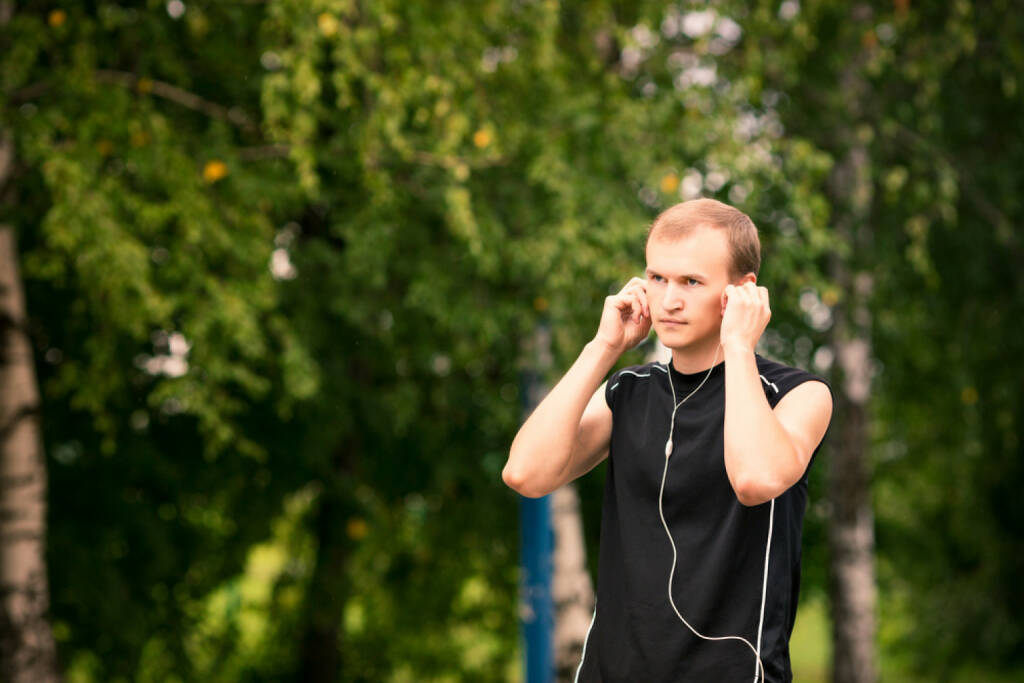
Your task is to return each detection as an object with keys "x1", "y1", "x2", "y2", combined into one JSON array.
[{"x1": 1, "y1": 0, "x2": 1022, "y2": 681}]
